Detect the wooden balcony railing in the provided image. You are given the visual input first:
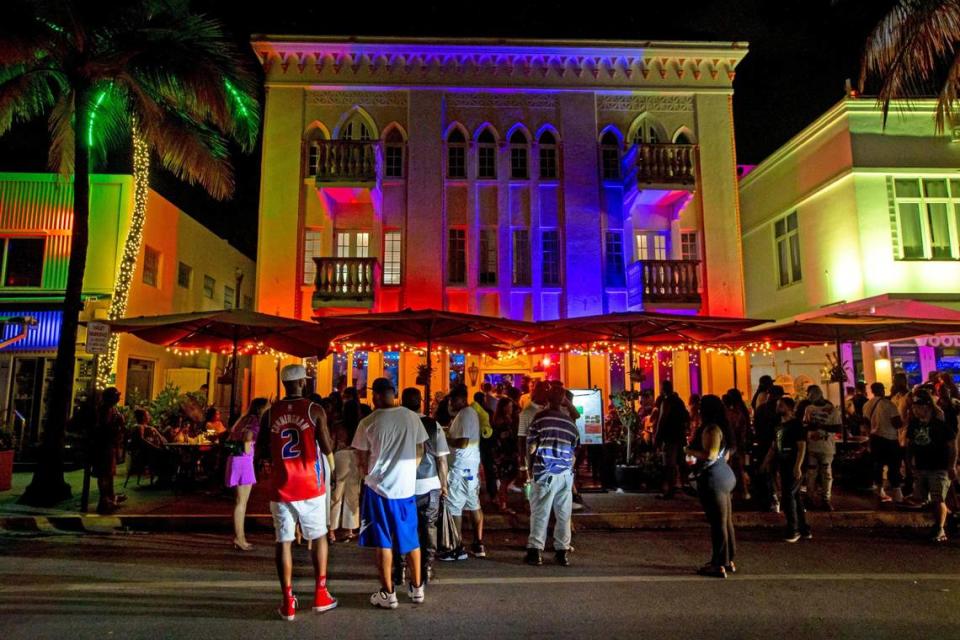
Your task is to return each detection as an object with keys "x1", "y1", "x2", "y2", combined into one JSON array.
[
  {"x1": 632, "y1": 259, "x2": 701, "y2": 304},
  {"x1": 312, "y1": 257, "x2": 378, "y2": 308},
  {"x1": 314, "y1": 140, "x2": 378, "y2": 183},
  {"x1": 634, "y1": 144, "x2": 697, "y2": 186}
]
